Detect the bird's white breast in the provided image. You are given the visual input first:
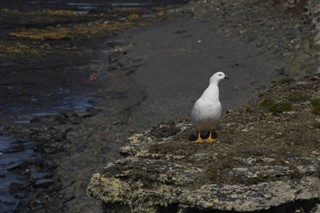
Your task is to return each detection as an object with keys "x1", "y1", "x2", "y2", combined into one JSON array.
[{"x1": 191, "y1": 84, "x2": 222, "y2": 131}]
